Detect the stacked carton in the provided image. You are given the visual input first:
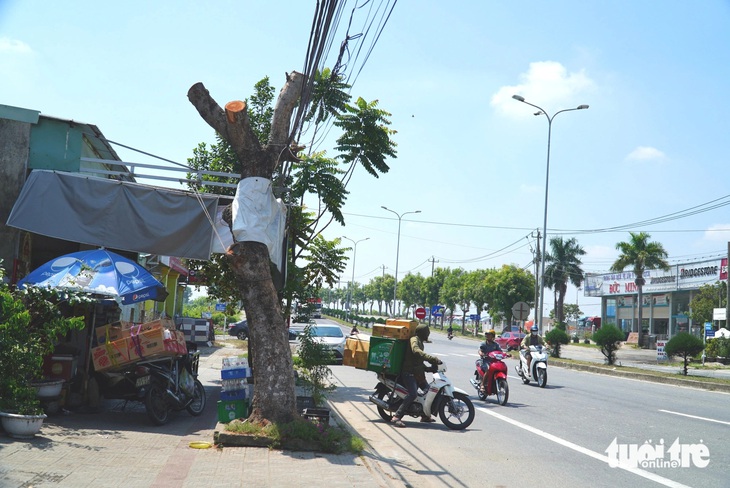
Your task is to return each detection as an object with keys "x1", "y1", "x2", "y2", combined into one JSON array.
[
  {"x1": 365, "y1": 319, "x2": 418, "y2": 374},
  {"x1": 91, "y1": 318, "x2": 185, "y2": 372},
  {"x1": 218, "y1": 357, "x2": 250, "y2": 423},
  {"x1": 343, "y1": 336, "x2": 370, "y2": 369}
]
